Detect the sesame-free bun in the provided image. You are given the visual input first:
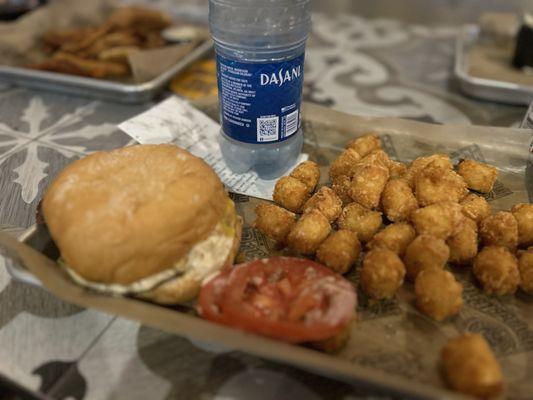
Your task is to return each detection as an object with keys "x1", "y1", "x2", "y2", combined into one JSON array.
[{"x1": 42, "y1": 144, "x2": 232, "y2": 287}]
